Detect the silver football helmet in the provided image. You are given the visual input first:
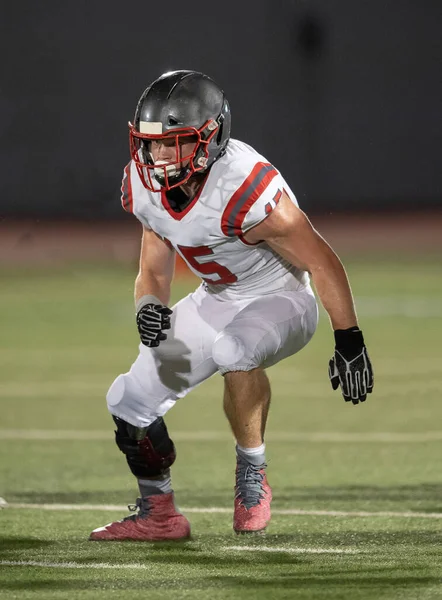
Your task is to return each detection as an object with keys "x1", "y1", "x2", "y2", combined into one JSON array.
[{"x1": 129, "y1": 70, "x2": 231, "y2": 191}]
